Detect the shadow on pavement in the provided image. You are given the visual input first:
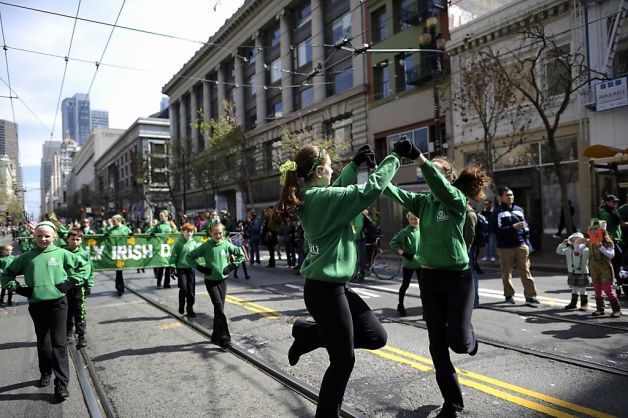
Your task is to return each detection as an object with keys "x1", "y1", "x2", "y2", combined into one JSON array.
[
  {"x1": 0, "y1": 341, "x2": 37, "y2": 350},
  {"x1": 98, "y1": 315, "x2": 171, "y2": 324},
  {"x1": 91, "y1": 341, "x2": 216, "y2": 361},
  {"x1": 0, "y1": 380, "x2": 40, "y2": 393}
]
